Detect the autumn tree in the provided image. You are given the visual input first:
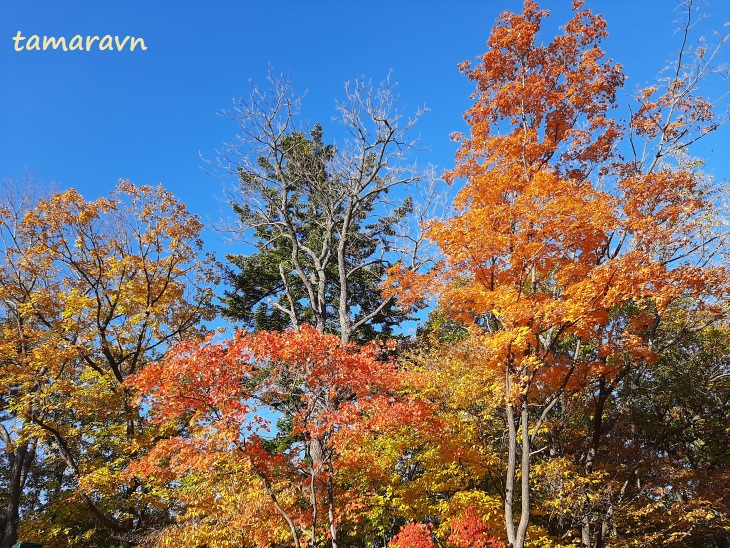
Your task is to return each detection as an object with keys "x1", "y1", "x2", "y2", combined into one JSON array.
[
  {"x1": 338, "y1": 331, "x2": 506, "y2": 543},
  {"x1": 129, "y1": 324, "x2": 416, "y2": 548},
  {"x1": 389, "y1": 508, "x2": 505, "y2": 548},
  {"x1": 386, "y1": 1, "x2": 730, "y2": 547},
  {"x1": 389, "y1": 522, "x2": 435, "y2": 548},
  {"x1": 0, "y1": 180, "x2": 216, "y2": 547},
  {"x1": 530, "y1": 321, "x2": 730, "y2": 546}
]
